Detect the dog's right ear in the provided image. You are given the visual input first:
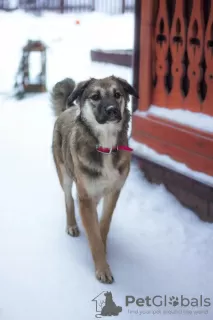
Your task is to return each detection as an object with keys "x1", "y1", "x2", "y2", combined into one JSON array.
[{"x1": 67, "y1": 78, "x2": 94, "y2": 106}]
